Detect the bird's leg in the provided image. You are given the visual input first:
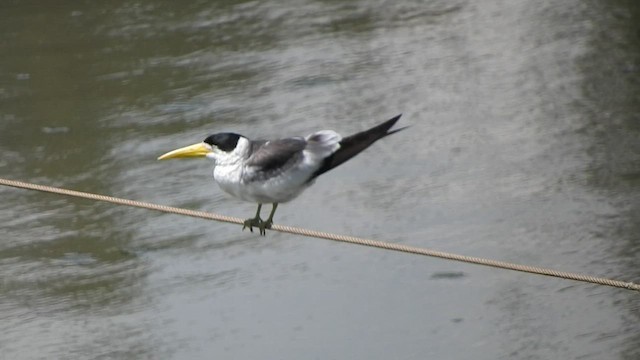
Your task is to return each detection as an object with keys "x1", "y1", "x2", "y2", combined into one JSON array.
[
  {"x1": 263, "y1": 203, "x2": 278, "y2": 230},
  {"x1": 242, "y1": 203, "x2": 278, "y2": 235},
  {"x1": 243, "y1": 203, "x2": 265, "y2": 234},
  {"x1": 255, "y1": 203, "x2": 277, "y2": 236}
]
